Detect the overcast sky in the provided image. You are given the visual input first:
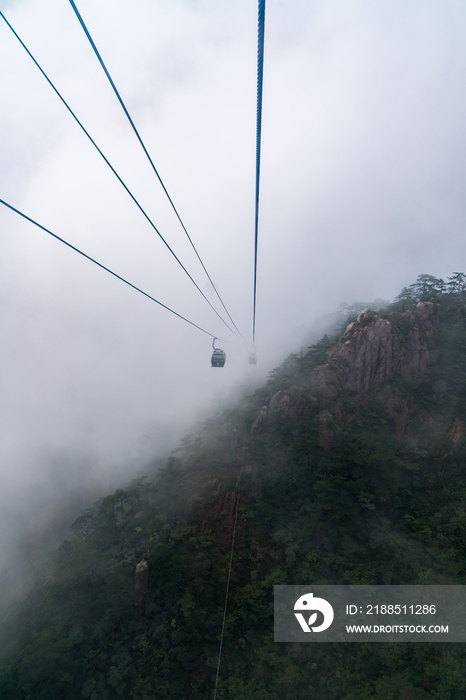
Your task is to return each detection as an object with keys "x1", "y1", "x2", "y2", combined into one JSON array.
[{"x1": 1, "y1": 0, "x2": 466, "y2": 594}]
